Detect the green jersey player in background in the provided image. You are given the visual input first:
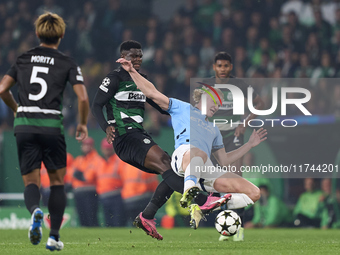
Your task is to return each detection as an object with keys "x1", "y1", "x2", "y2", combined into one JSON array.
[
  {"x1": 211, "y1": 52, "x2": 264, "y2": 241},
  {"x1": 0, "y1": 13, "x2": 89, "y2": 251}
]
